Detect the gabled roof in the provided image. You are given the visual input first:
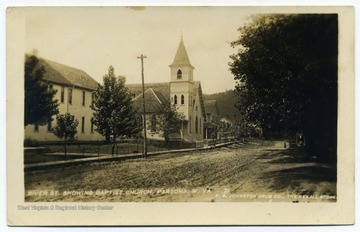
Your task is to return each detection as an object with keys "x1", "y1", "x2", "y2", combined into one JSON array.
[
  {"x1": 152, "y1": 89, "x2": 168, "y2": 105},
  {"x1": 127, "y1": 82, "x2": 170, "y2": 100},
  {"x1": 169, "y1": 37, "x2": 194, "y2": 69},
  {"x1": 204, "y1": 100, "x2": 219, "y2": 115},
  {"x1": 27, "y1": 55, "x2": 99, "y2": 90},
  {"x1": 132, "y1": 88, "x2": 167, "y2": 113},
  {"x1": 193, "y1": 81, "x2": 206, "y2": 118}
]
